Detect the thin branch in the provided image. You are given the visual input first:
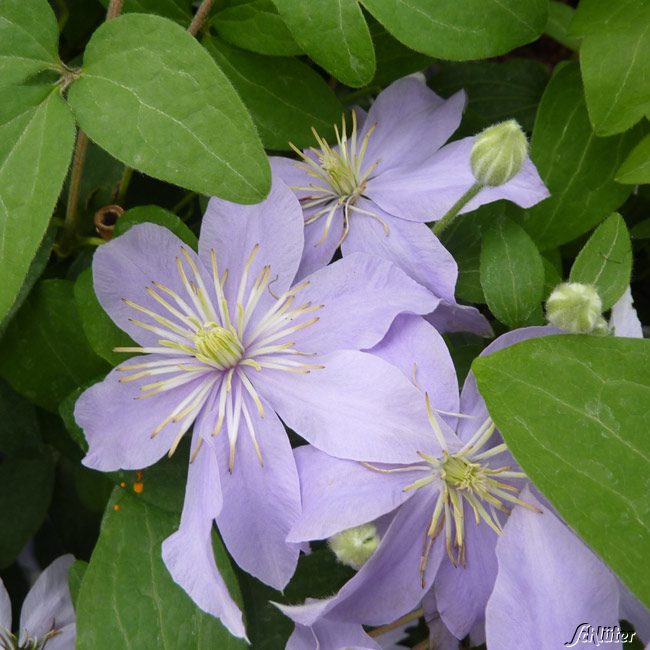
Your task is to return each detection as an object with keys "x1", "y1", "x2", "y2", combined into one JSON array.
[
  {"x1": 188, "y1": 0, "x2": 214, "y2": 36},
  {"x1": 106, "y1": 0, "x2": 123, "y2": 20},
  {"x1": 368, "y1": 608, "x2": 424, "y2": 638},
  {"x1": 61, "y1": 130, "x2": 89, "y2": 250}
]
